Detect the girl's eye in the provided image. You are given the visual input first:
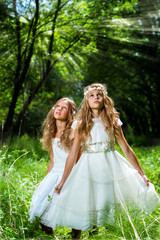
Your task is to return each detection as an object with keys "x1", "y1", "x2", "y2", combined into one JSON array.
[
  {"x1": 98, "y1": 93, "x2": 102, "y2": 96},
  {"x1": 63, "y1": 106, "x2": 67, "y2": 110},
  {"x1": 90, "y1": 94, "x2": 94, "y2": 97}
]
